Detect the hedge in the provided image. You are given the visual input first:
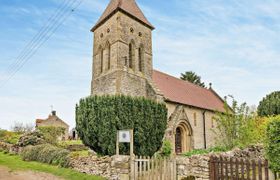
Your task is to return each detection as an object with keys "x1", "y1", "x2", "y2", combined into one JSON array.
[
  {"x1": 76, "y1": 95, "x2": 168, "y2": 156},
  {"x1": 265, "y1": 116, "x2": 280, "y2": 173},
  {"x1": 21, "y1": 144, "x2": 70, "y2": 167}
]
